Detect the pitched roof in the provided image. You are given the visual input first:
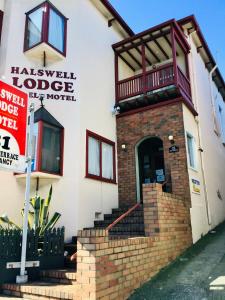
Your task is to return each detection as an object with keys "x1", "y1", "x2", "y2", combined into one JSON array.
[
  {"x1": 34, "y1": 106, "x2": 63, "y2": 128},
  {"x1": 178, "y1": 15, "x2": 225, "y2": 100}
]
